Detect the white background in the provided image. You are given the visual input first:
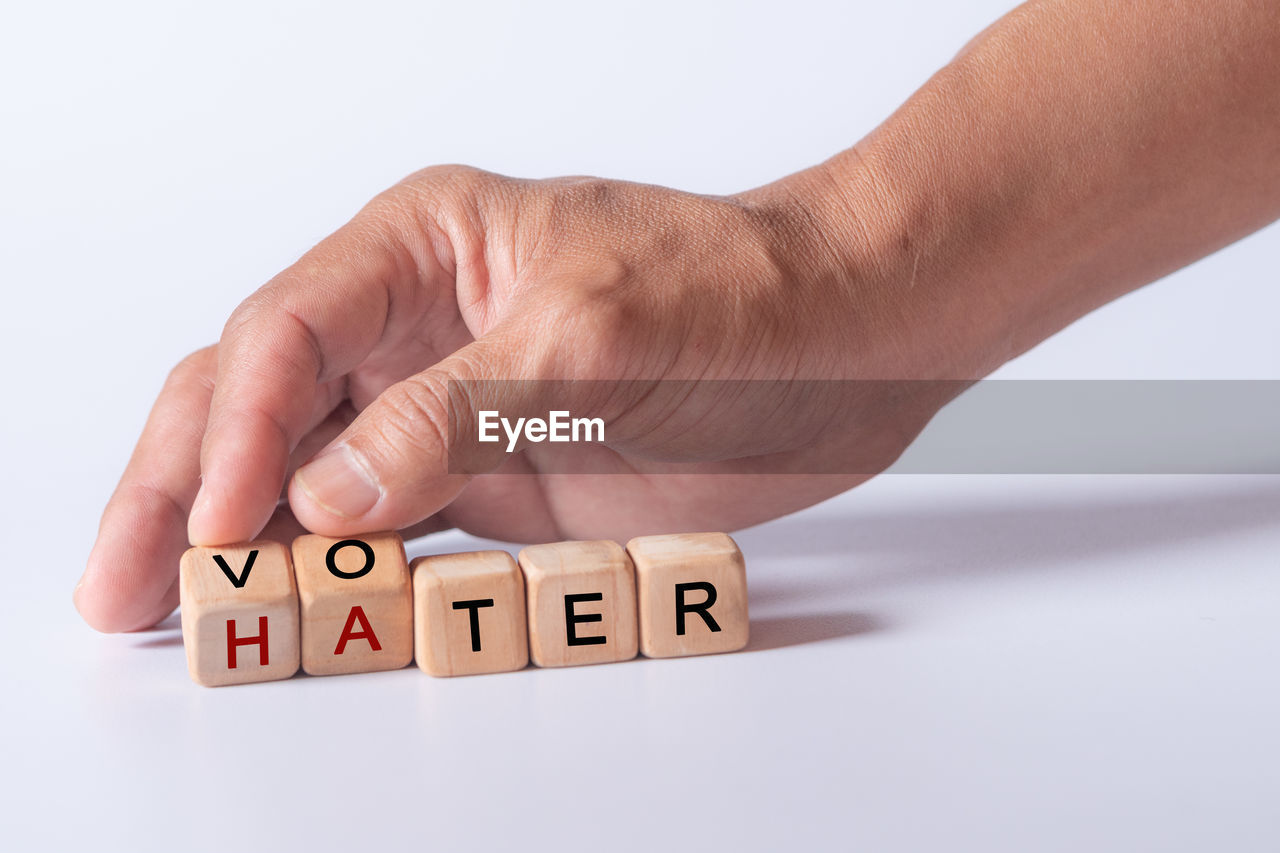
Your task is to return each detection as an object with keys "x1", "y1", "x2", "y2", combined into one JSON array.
[{"x1": 2, "y1": 1, "x2": 1278, "y2": 850}]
